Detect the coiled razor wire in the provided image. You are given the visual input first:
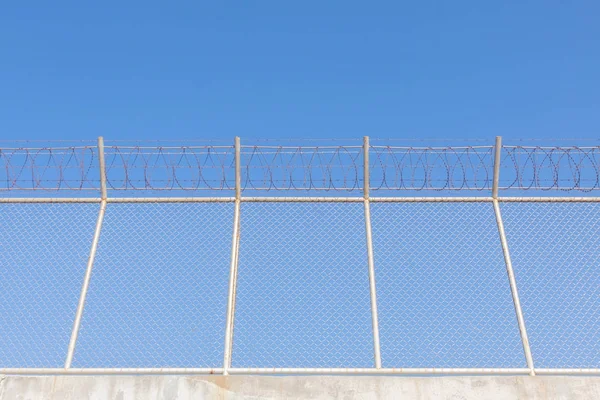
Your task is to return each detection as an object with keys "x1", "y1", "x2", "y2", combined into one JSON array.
[{"x1": 1, "y1": 143, "x2": 600, "y2": 193}]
